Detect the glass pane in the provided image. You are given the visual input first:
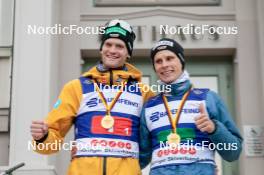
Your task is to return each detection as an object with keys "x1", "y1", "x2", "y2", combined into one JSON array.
[
  {"x1": 190, "y1": 76, "x2": 218, "y2": 93},
  {"x1": 0, "y1": 57, "x2": 11, "y2": 107},
  {"x1": 0, "y1": 0, "x2": 14, "y2": 46}
]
